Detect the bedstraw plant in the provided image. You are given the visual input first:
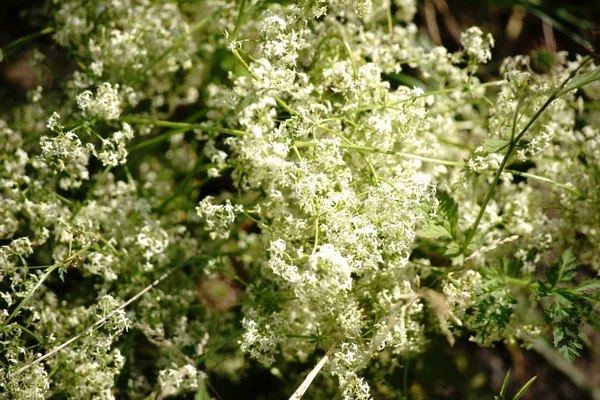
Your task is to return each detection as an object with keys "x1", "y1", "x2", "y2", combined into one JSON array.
[{"x1": 0, "y1": 0, "x2": 599, "y2": 398}]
